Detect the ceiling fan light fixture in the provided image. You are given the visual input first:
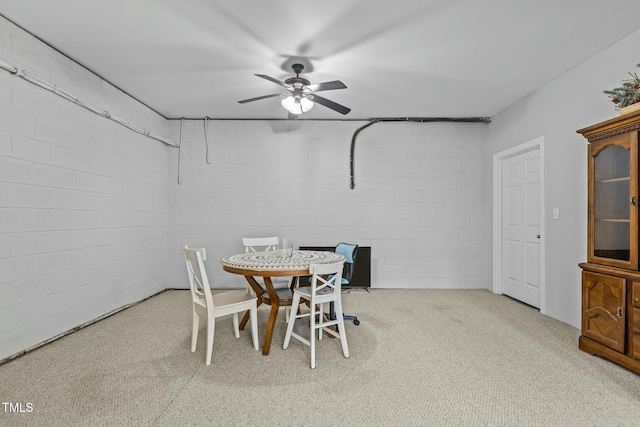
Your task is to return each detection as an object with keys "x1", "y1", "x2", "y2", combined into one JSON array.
[{"x1": 281, "y1": 94, "x2": 314, "y2": 115}]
